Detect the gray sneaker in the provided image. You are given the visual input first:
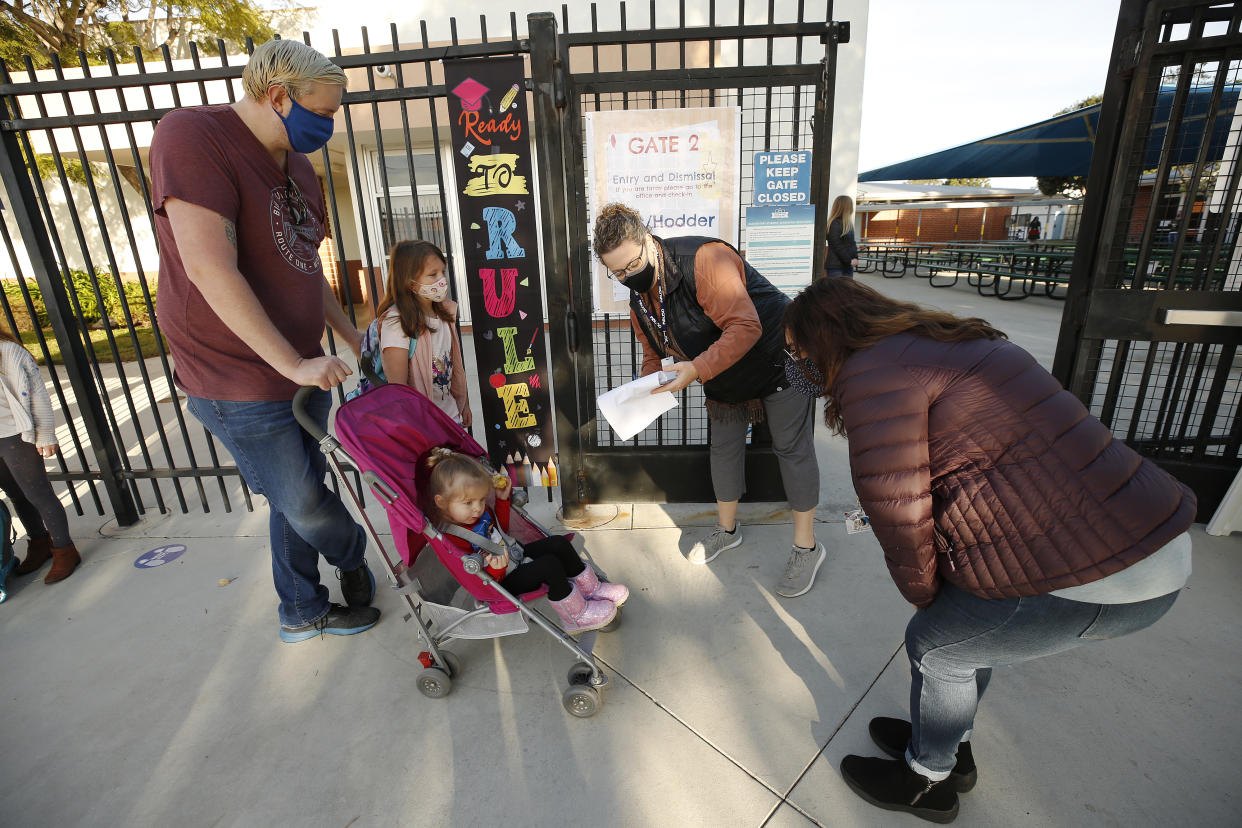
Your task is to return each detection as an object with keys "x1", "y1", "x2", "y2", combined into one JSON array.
[
  {"x1": 776, "y1": 542, "x2": 827, "y2": 597},
  {"x1": 687, "y1": 524, "x2": 744, "y2": 565}
]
